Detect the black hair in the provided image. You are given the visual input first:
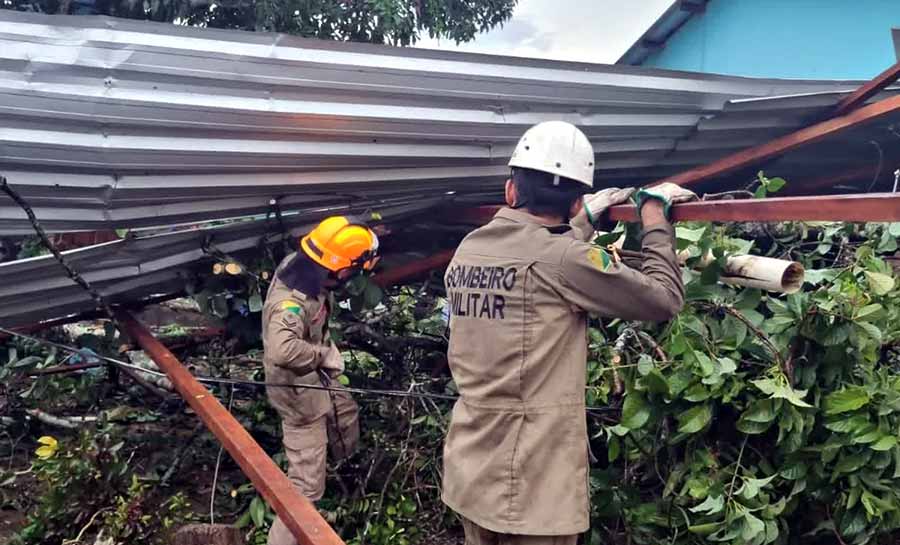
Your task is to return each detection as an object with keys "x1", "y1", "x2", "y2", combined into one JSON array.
[
  {"x1": 510, "y1": 167, "x2": 589, "y2": 221},
  {"x1": 277, "y1": 251, "x2": 328, "y2": 296}
]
